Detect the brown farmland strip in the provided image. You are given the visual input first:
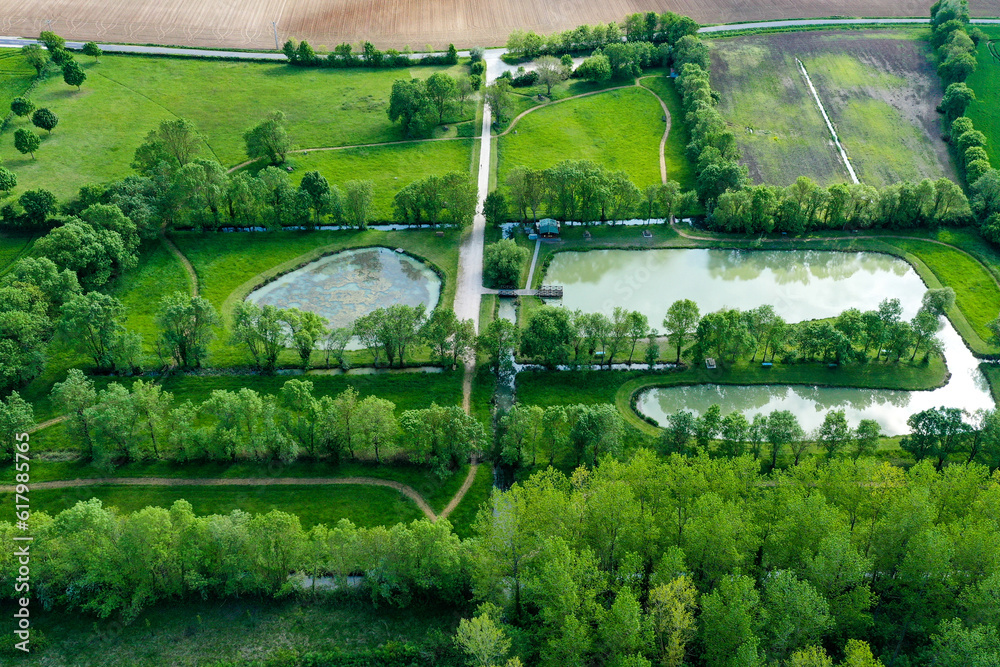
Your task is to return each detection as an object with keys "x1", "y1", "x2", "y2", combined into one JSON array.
[{"x1": 4, "y1": 0, "x2": 1000, "y2": 51}]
